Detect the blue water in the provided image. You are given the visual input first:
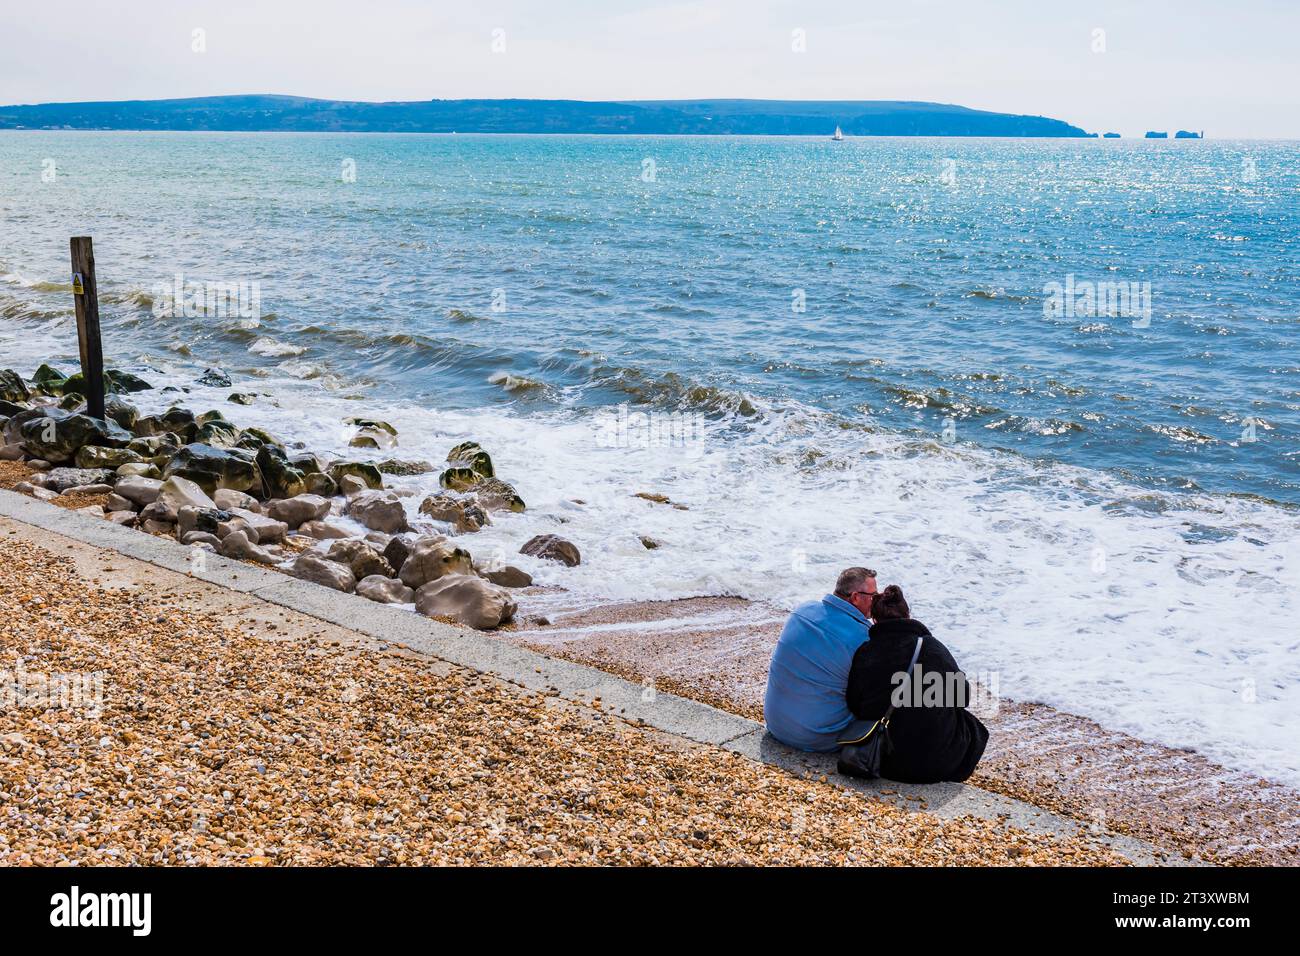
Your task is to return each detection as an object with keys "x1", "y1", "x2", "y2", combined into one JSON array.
[
  {"x1": 2, "y1": 132, "x2": 1297, "y2": 502},
  {"x1": 3, "y1": 132, "x2": 1300, "y2": 783}
]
